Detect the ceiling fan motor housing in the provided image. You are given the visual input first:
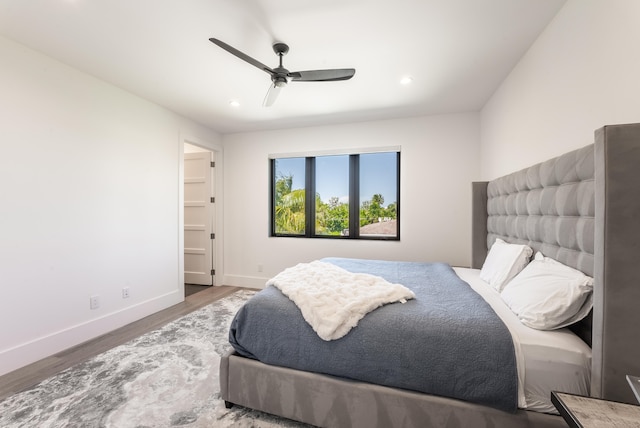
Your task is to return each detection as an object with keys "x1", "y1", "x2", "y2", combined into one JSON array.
[{"x1": 272, "y1": 66, "x2": 289, "y2": 86}]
